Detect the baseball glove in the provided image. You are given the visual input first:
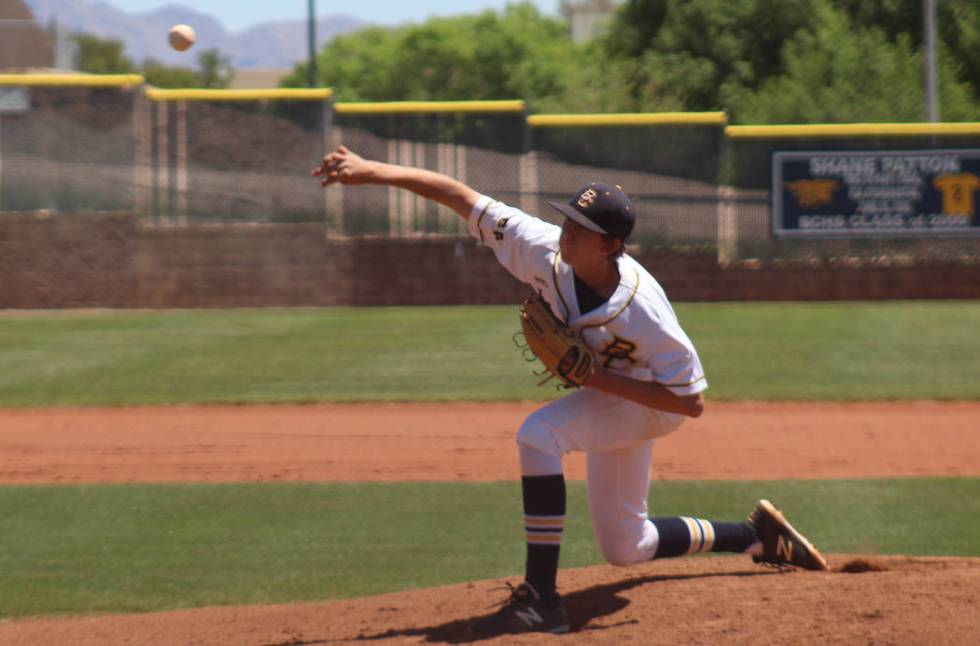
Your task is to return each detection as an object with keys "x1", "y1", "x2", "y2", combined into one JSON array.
[{"x1": 514, "y1": 294, "x2": 594, "y2": 388}]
